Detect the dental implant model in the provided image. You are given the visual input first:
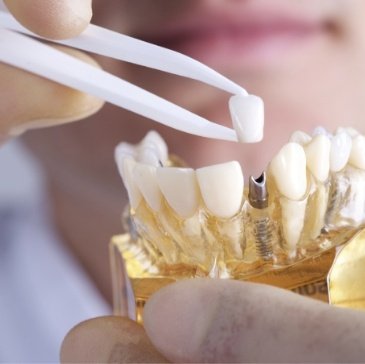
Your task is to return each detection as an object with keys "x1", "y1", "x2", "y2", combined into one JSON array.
[{"x1": 110, "y1": 125, "x2": 365, "y2": 322}]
